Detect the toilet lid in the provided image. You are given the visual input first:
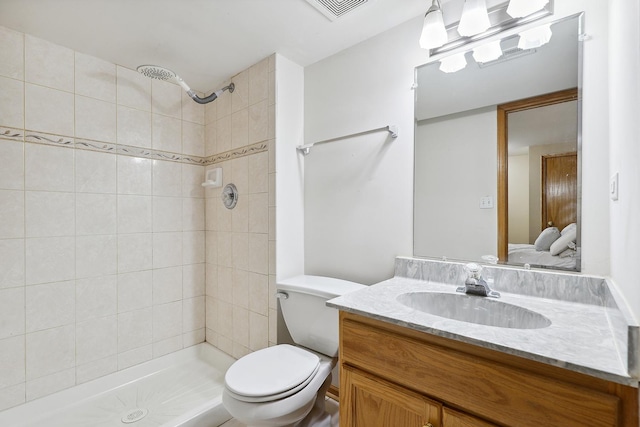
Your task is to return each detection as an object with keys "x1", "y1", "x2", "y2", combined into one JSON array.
[{"x1": 225, "y1": 344, "x2": 320, "y2": 400}]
